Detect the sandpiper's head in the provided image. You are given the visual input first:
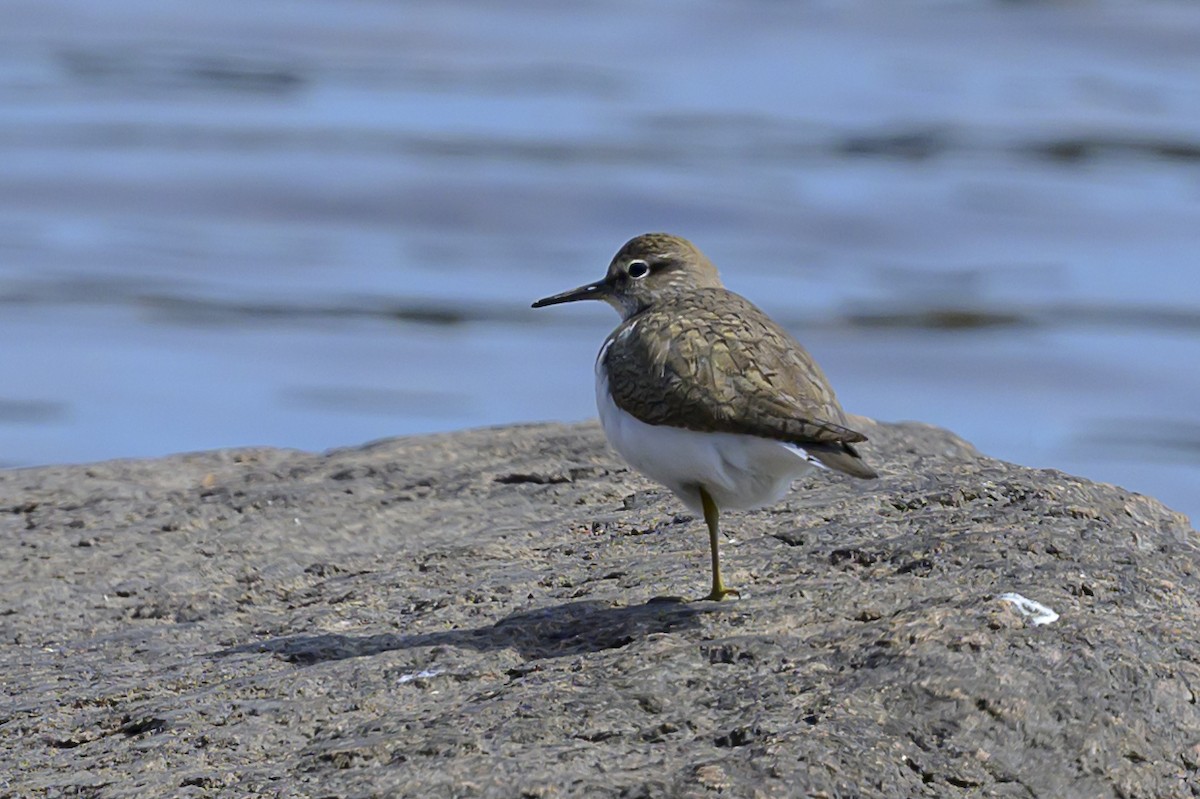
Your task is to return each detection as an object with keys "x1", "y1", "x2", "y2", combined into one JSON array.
[{"x1": 532, "y1": 233, "x2": 723, "y2": 319}]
